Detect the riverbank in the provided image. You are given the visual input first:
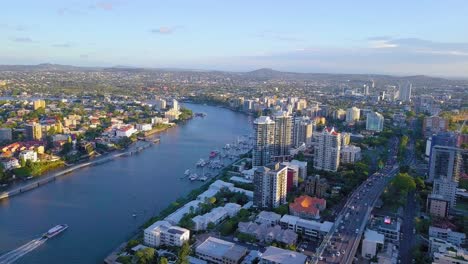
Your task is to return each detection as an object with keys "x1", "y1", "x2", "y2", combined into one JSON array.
[
  {"x1": 104, "y1": 159, "x2": 239, "y2": 264},
  {"x1": 0, "y1": 121, "x2": 181, "y2": 201},
  {"x1": 0, "y1": 142, "x2": 154, "y2": 201},
  {"x1": 181, "y1": 99, "x2": 253, "y2": 117},
  {"x1": 142, "y1": 124, "x2": 173, "y2": 137}
]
